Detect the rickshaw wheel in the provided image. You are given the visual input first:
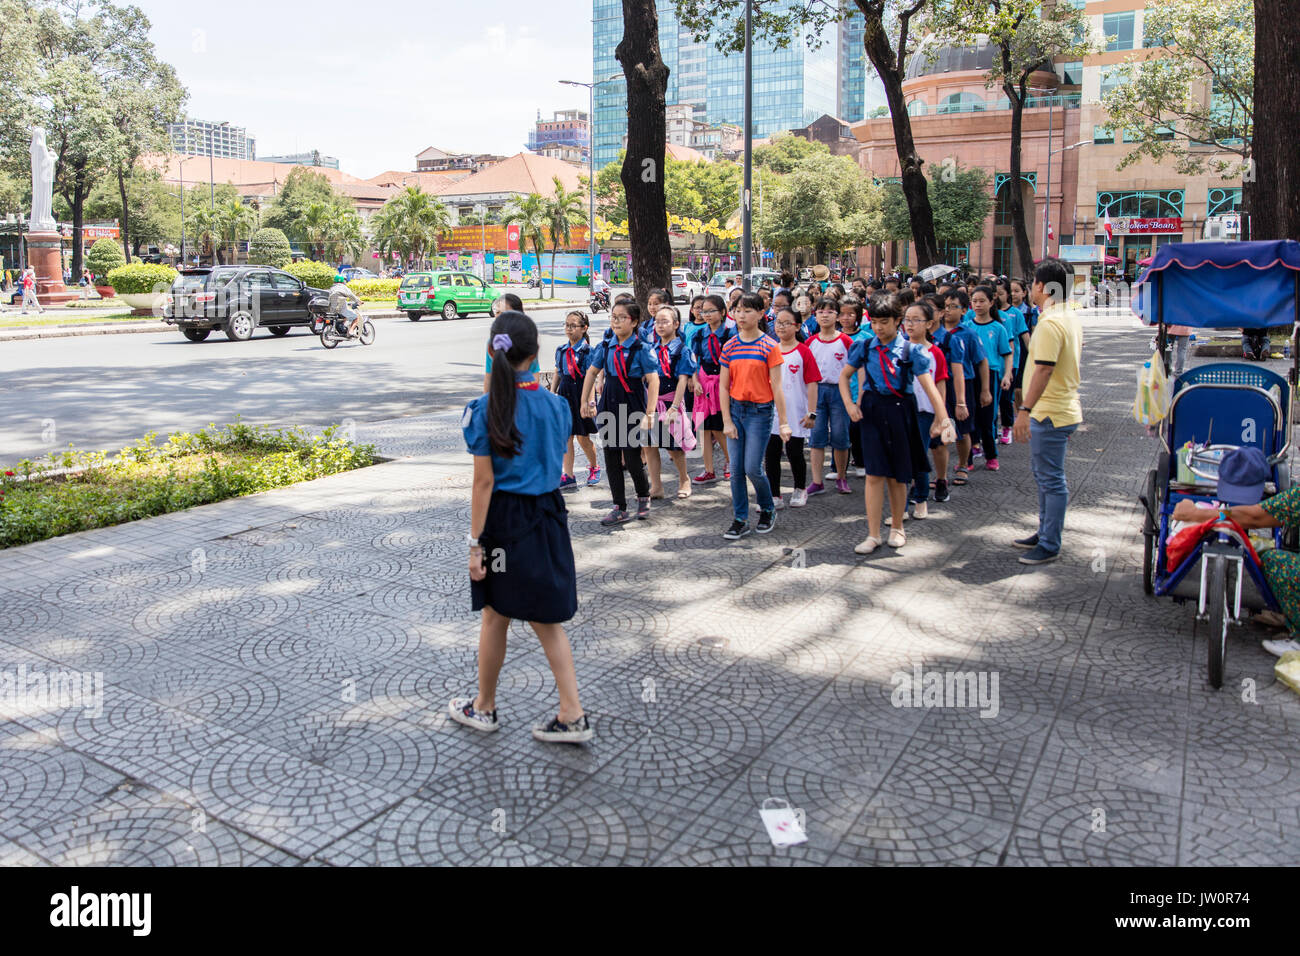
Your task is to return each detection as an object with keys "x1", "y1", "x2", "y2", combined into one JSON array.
[
  {"x1": 1142, "y1": 533, "x2": 1155, "y2": 595},
  {"x1": 1205, "y1": 556, "x2": 1228, "y2": 689}
]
